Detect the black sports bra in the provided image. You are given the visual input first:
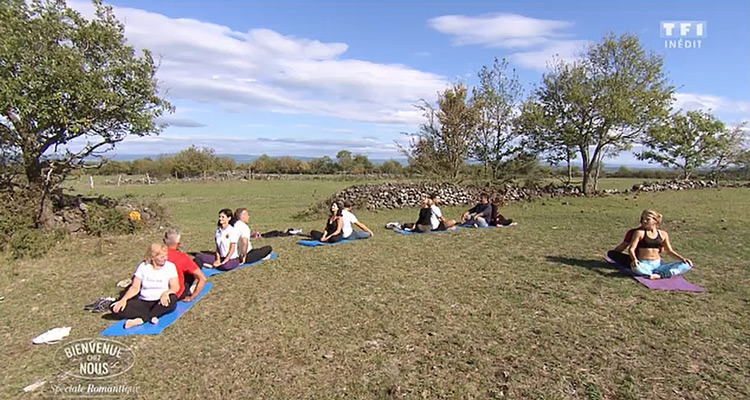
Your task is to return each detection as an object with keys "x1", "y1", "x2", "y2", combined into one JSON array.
[{"x1": 637, "y1": 230, "x2": 663, "y2": 249}]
